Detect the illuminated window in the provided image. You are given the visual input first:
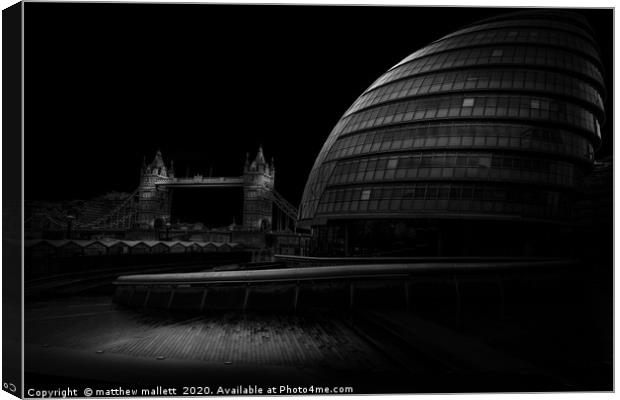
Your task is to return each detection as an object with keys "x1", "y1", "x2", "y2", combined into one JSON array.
[
  {"x1": 530, "y1": 99, "x2": 540, "y2": 109},
  {"x1": 361, "y1": 189, "x2": 371, "y2": 201},
  {"x1": 462, "y1": 98, "x2": 475, "y2": 107},
  {"x1": 491, "y1": 49, "x2": 503, "y2": 57}
]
